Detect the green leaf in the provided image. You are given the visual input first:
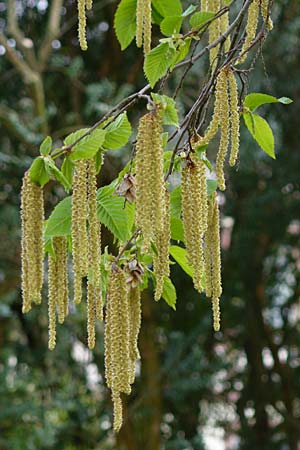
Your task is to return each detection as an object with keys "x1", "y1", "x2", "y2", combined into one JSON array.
[
  {"x1": 162, "y1": 132, "x2": 169, "y2": 148},
  {"x1": 29, "y1": 157, "x2": 50, "y2": 187},
  {"x1": 162, "y1": 276, "x2": 177, "y2": 310},
  {"x1": 160, "y1": 16, "x2": 182, "y2": 36},
  {"x1": 45, "y1": 158, "x2": 71, "y2": 192},
  {"x1": 171, "y1": 38, "x2": 191, "y2": 68},
  {"x1": 182, "y1": 5, "x2": 197, "y2": 17},
  {"x1": 169, "y1": 245, "x2": 193, "y2": 277},
  {"x1": 65, "y1": 128, "x2": 106, "y2": 161},
  {"x1": 95, "y1": 151, "x2": 104, "y2": 174},
  {"x1": 244, "y1": 93, "x2": 293, "y2": 112},
  {"x1": 144, "y1": 43, "x2": 176, "y2": 88},
  {"x1": 39, "y1": 136, "x2": 52, "y2": 156},
  {"x1": 170, "y1": 186, "x2": 181, "y2": 218},
  {"x1": 152, "y1": 0, "x2": 182, "y2": 17},
  {"x1": 243, "y1": 112, "x2": 275, "y2": 159},
  {"x1": 97, "y1": 184, "x2": 134, "y2": 241},
  {"x1": 61, "y1": 156, "x2": 74, "y2": 187},
  {"x1": 114, "y1": 0, "x2": 136, "y2": 50},
  {"x1": 44, "y1": 196, "x2": 72, "y2": 238},
  {"x1": 151, "y1": 93, "x2": 179, "y2": 127},
  {"x1": 170, "y1": 217, "x2": 184, "y2": 241},
  {"x1": 189, "y1": 11, "x2": 215, "y2": 29},
  {"x1": 102, "y1": 113, "x2": 132, "y2": 149},
  {"x1": 207, "y1": 179, "x2": 218, "y2": 197}
]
